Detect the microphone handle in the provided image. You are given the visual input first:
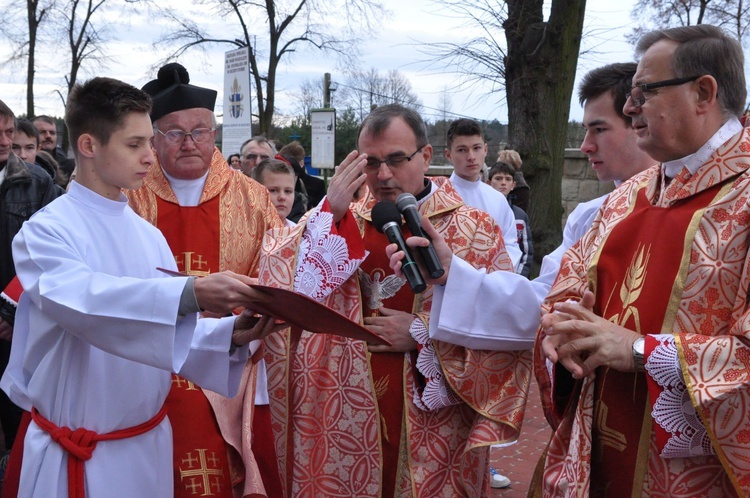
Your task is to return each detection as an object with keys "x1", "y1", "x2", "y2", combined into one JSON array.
[
  {"x1": 383, "y1": 225, "x2": 427, "y2": 294},
  {"x1": 402, "y1": 208, "x2": 445, "y2": 279},
  {"x1": 418, "y1": 244, "x2": 446, "y2": 280}
]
